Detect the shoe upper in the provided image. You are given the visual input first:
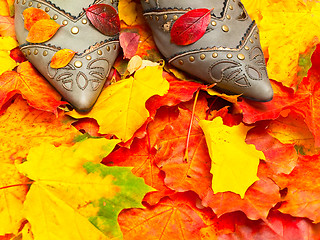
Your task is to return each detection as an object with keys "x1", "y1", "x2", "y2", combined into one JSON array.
[
  {"x1": 15, "y1": 0, "x2": 120, "y2": 112},
  {"x1": 141, "y1": 0, "x2": 273, "y2": 102}
]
